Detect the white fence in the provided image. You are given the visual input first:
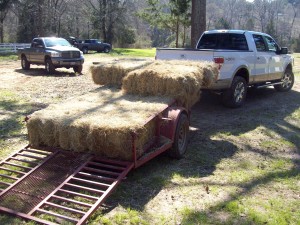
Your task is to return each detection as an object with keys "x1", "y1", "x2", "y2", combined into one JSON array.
[{"x1": 0, "y1": 43, "x2": 31, "y2": 53}]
